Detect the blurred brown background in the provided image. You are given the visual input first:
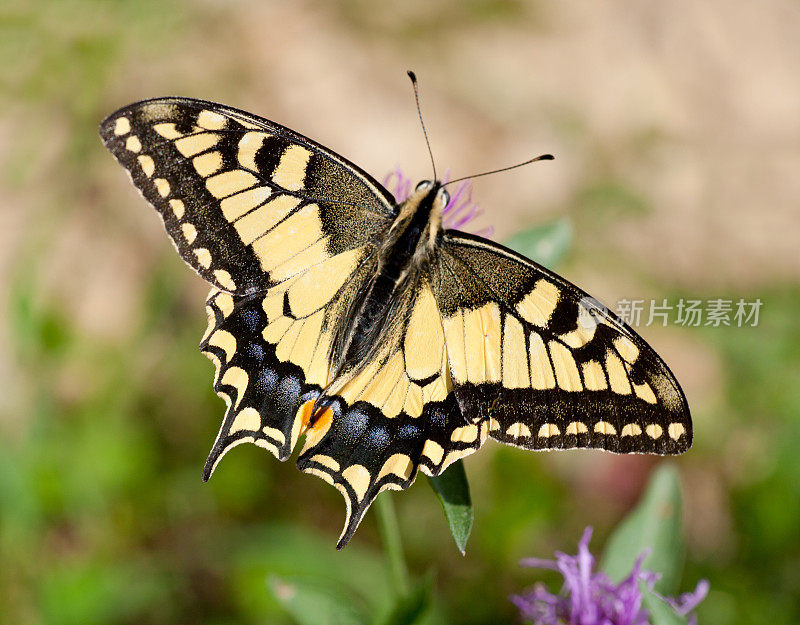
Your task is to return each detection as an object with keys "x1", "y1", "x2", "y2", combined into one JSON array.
[{"x1": 2, "y1": 1, "x2": 799, "y2": 623}]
